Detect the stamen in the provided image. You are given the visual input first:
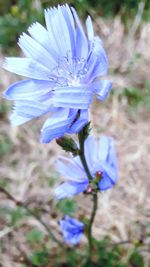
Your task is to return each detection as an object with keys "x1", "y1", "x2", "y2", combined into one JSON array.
[{"x1": 51, "y1": 51, "x2": 88, "y2": 86}]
